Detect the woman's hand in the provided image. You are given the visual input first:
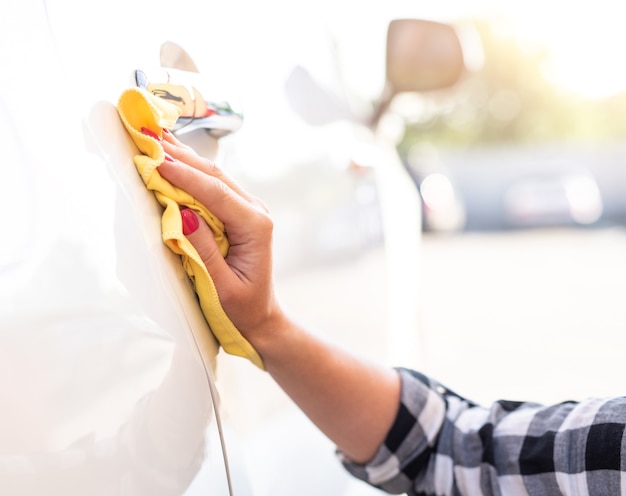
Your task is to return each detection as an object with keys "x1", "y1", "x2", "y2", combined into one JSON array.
[
  {"x1": 157, "y1": 131, "x2": 285, "y2": 353},
  {"x1": 156, "y1": 130, "x2": 400, "y2": 464}
]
